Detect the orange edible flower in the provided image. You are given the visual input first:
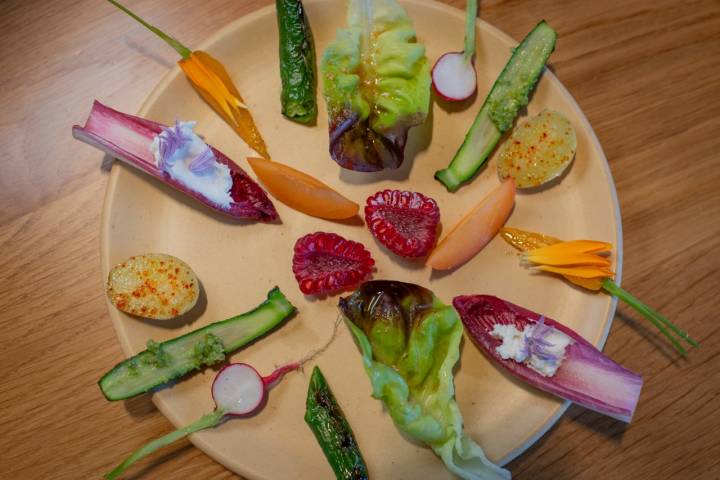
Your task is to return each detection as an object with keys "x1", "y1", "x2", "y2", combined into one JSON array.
[
  {"x1": 107, "y1": 0, "x2": 269, "y2": 158},
  {"x1": 500, "y1": 227, "x2": 698, "y2": 355},
  {"x1": 501, "y1": 228, "x2": 613, "y2": 290},
  {"x1": 179, "y1": 52, "x2": 269, "y2": 158}
]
